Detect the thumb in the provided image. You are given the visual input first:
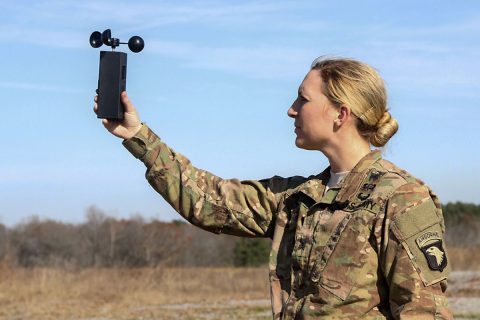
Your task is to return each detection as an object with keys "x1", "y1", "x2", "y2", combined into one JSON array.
[{"x1": 121, "y1": 91, "x2": 136, "y2": 113}]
